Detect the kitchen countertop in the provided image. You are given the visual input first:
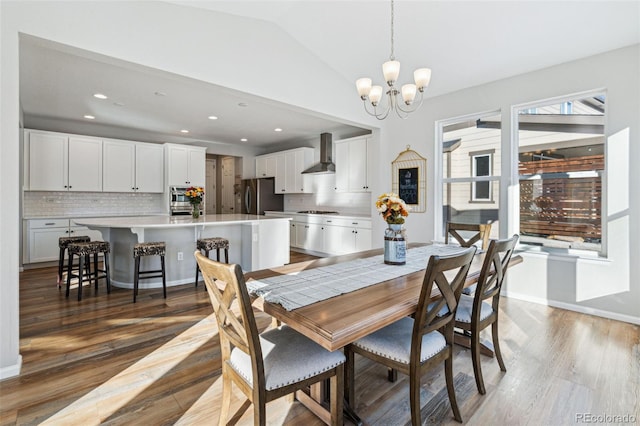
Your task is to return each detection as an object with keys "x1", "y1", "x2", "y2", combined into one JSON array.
[
  {"x1": 23, "y1": 213, "x2": 168, "y2": 220},
  {"x1": 73, "y1": 214, "x2": 288, "y2": 229}
]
